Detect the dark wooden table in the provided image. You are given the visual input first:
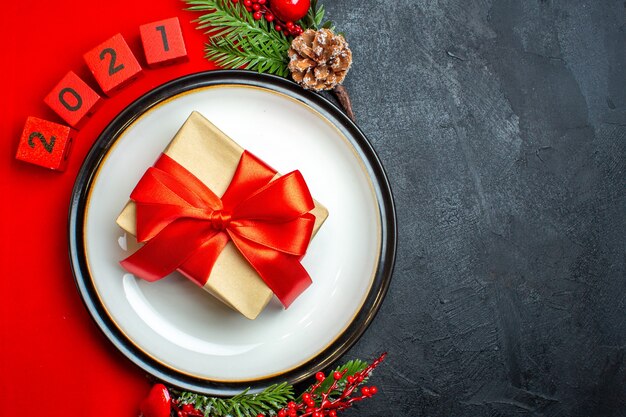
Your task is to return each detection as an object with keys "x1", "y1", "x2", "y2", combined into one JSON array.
[{"x1": 331, "y1": 1, "x2": 626, "y2": 415}]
